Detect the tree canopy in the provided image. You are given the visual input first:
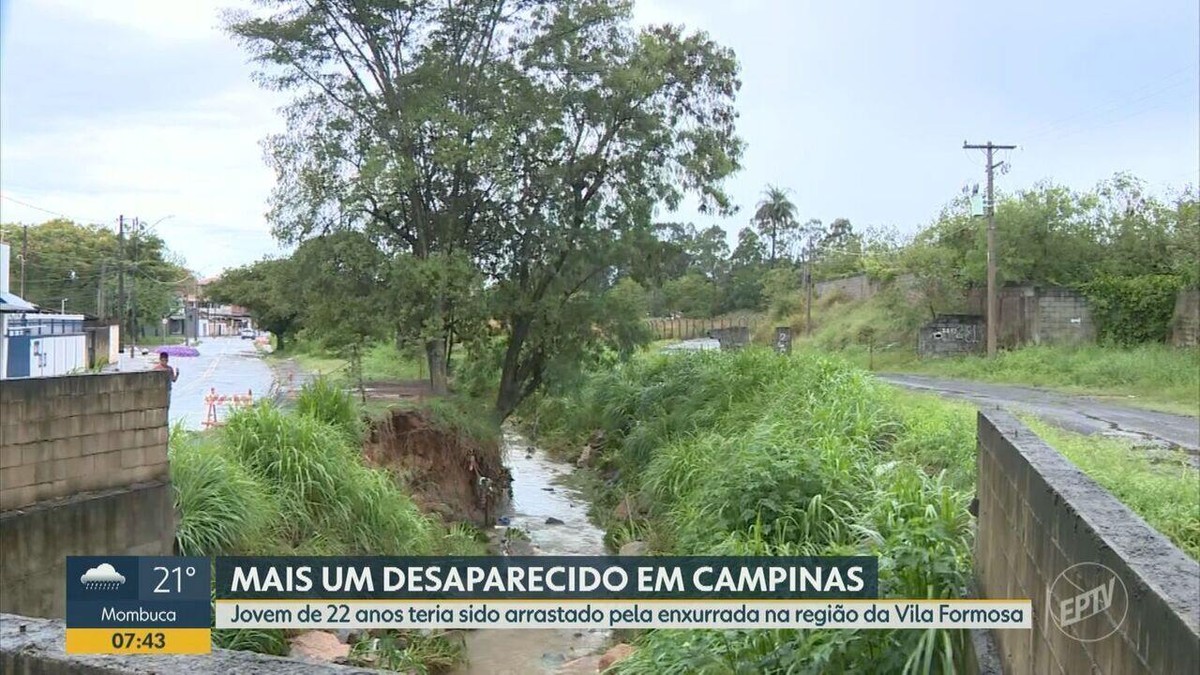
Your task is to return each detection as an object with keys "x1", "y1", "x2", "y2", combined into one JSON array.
[{"x1": 226, "y1": 0, "x2": 744, "y2": 418}]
